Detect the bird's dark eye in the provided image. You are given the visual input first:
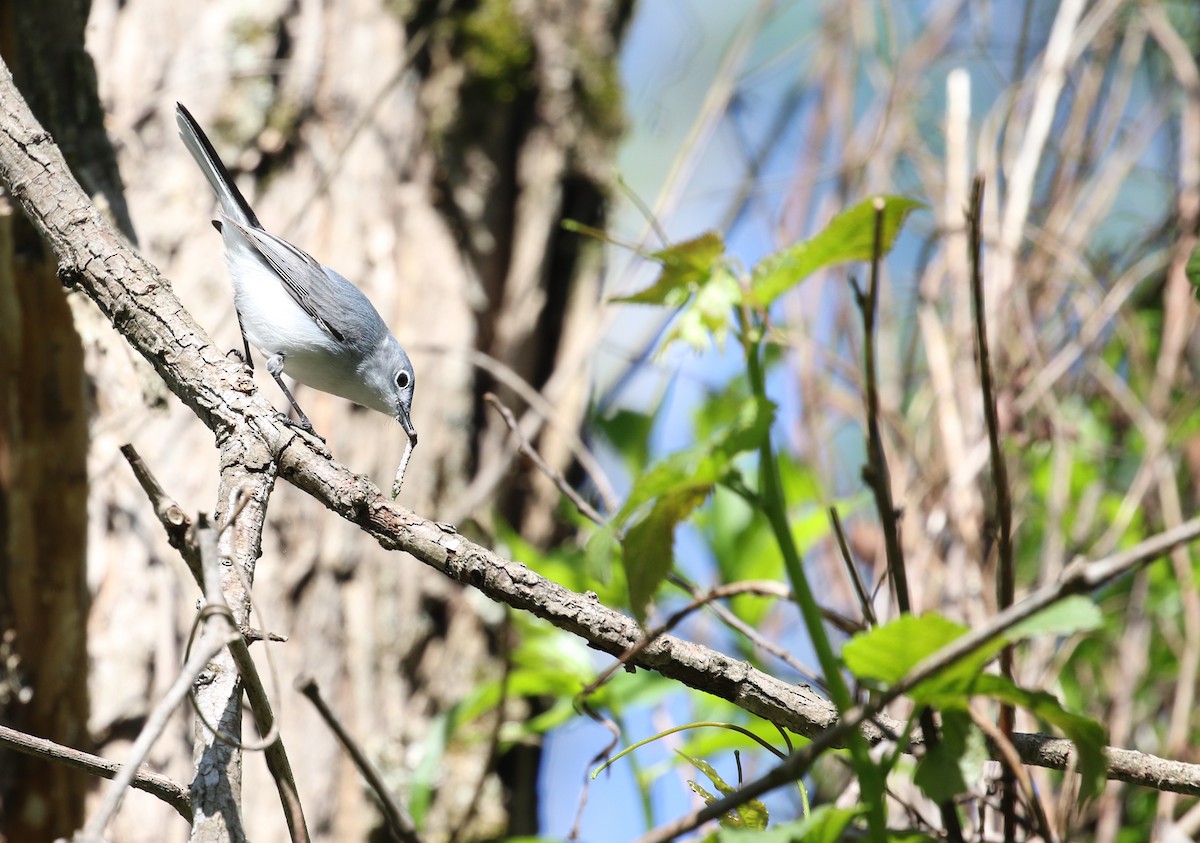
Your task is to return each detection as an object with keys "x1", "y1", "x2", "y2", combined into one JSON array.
[{"x1": 396, "y1": 371, "x2": 411, "y2": 389}]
